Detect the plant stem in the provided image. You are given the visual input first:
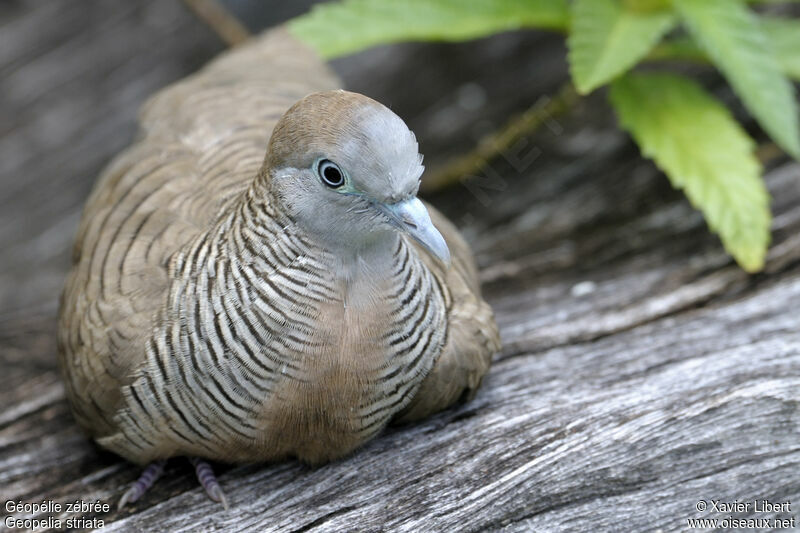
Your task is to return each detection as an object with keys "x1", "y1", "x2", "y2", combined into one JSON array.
[
  {"x1": 182, "y1": 0, "x2": 251, "y2": 47},
  {"x1": 422, "y1": 82, "x2": 580, "y2": 192},
  {"x1": 756, "y1": 141, "x2": 784, "y2": 164},
  {"x1": 646, "y1": 38, "x2": 711, "y2": 64}
]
